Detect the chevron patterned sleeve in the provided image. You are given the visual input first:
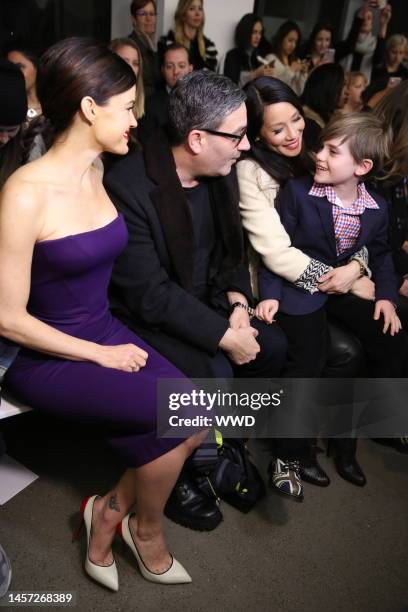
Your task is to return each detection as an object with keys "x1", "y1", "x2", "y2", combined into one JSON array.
[{"x1": 294, "y1": 259, "x2": 332, "y2": 293}]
